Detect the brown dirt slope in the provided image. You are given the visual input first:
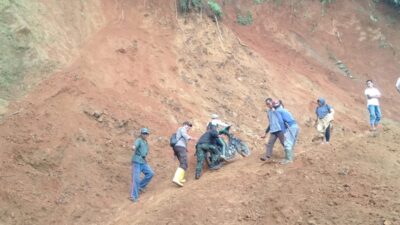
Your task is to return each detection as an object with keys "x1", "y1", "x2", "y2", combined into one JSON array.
[{"x1": 0, "y1": 1, "x2": 399, "y2": 225}]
